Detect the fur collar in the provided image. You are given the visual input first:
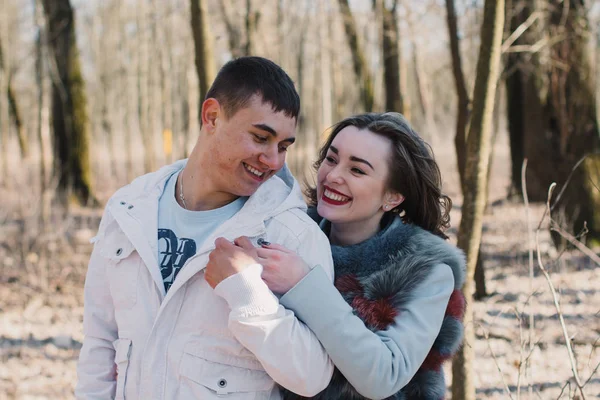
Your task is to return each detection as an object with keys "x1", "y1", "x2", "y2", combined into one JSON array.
[{"x1": 319, "y1": 213, "x2": 465, "y2": 290}]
